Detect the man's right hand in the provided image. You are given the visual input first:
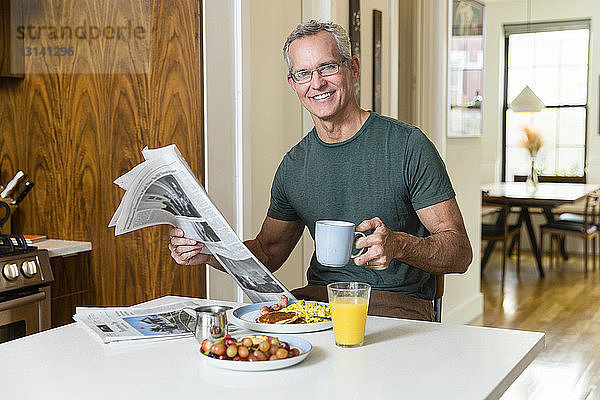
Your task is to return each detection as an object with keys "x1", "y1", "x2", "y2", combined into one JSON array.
[{"x1": 169, "y1": 228, "x2": 218, "y2": 267}]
